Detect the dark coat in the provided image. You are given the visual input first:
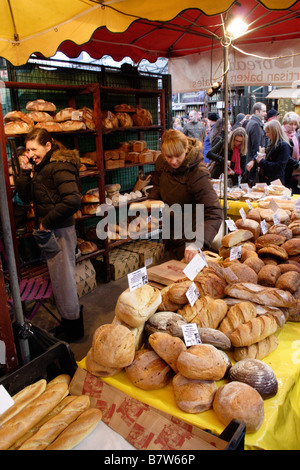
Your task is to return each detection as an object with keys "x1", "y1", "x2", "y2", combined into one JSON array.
[
  {"x1": 246, "y1": 115, "x2": 267, "y2": 163},
  {"x1": 15, "y1": 146, "x2": 81, "y2": 230},
  {"x1": 257, "y1": 140, "x2": 292, "y2": 185},
  {"x1": 148, "y1": 137, "x2": 223, "y2": 258}
]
